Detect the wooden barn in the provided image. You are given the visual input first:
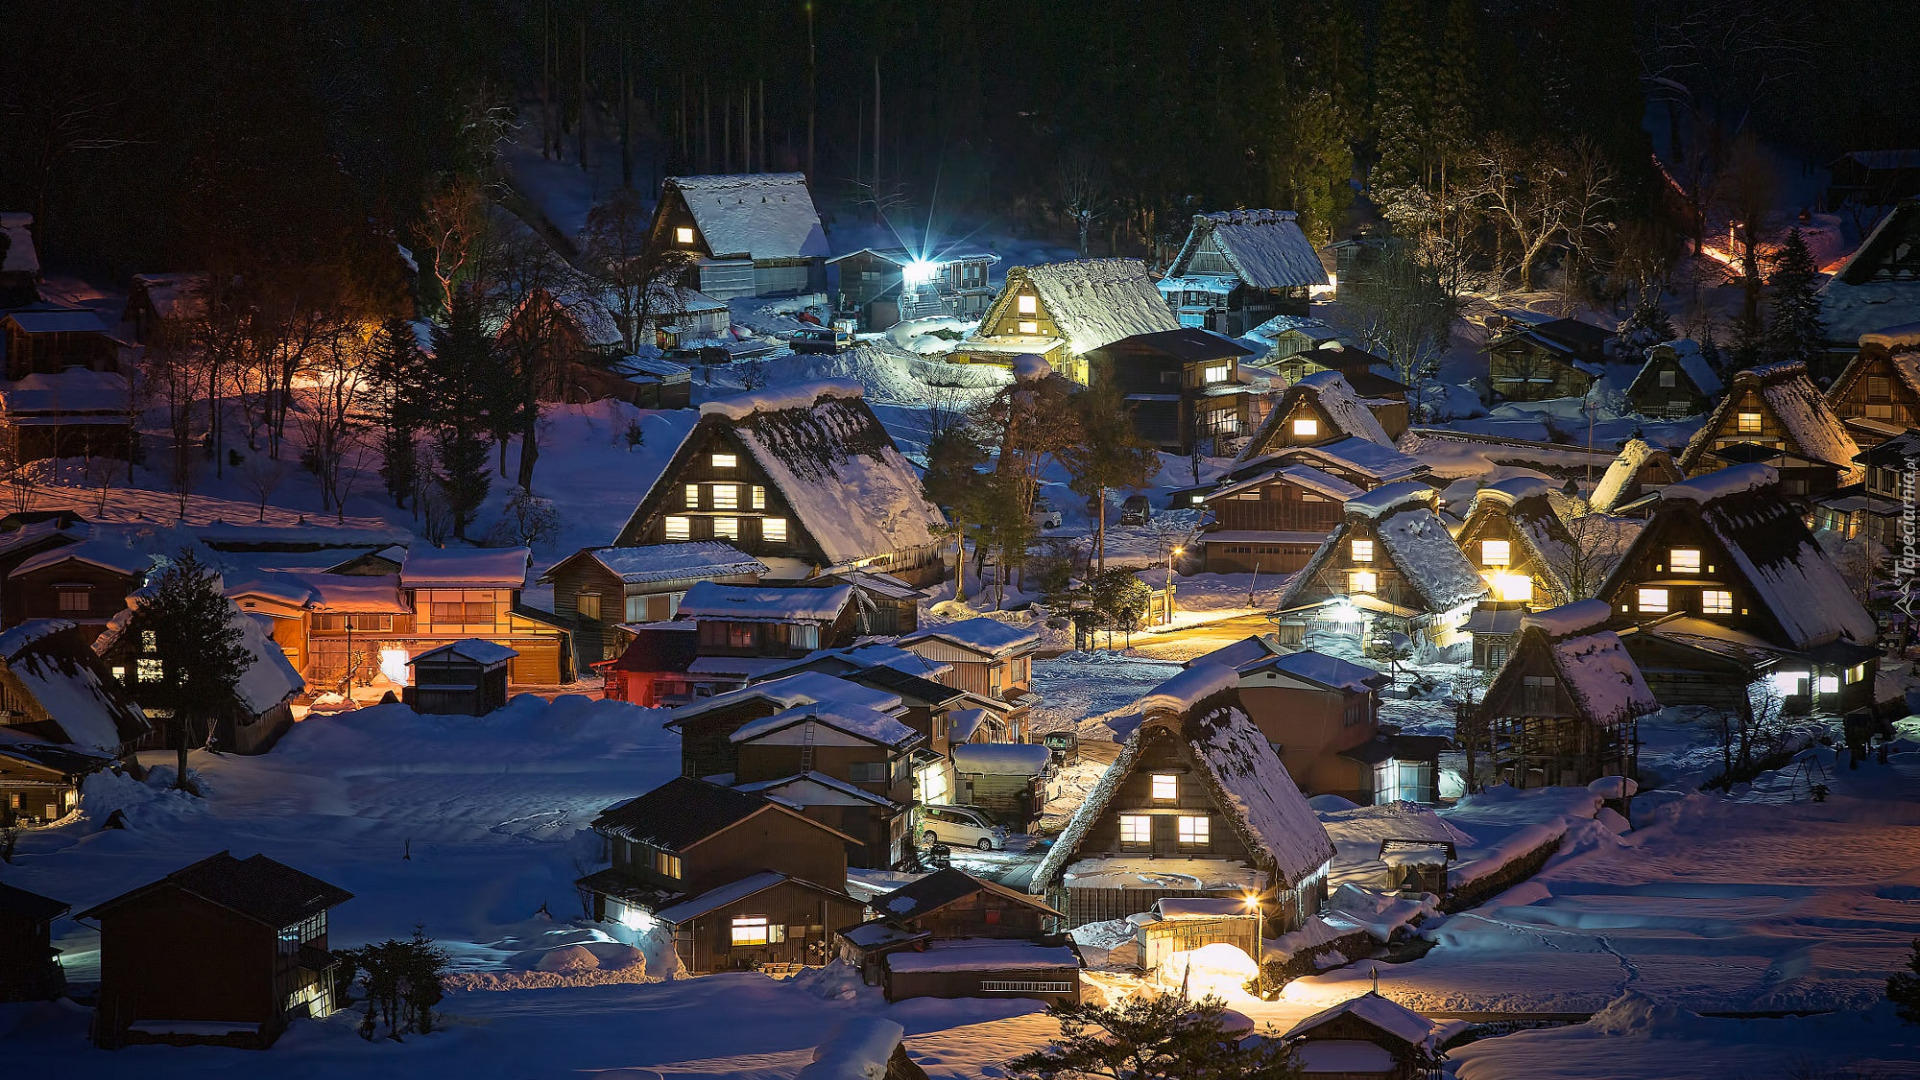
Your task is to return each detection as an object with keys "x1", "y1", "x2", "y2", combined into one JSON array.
[
  {"x1": 1677, "y1": 361, "x2": 1862, "y2": 498},
  {"x1": 1813, "y1": 431, "x2": 1917, "y2": 546},
  {"x1": 730, "y1": 701, "x2": 925, "y2": 869},
  {"x1": 1599, "y1": 464, "x2": 1879, "y2": 716},
  {"x1": 83, "y1": 852, "x2": 353, "y2": 1050},
  {"x1": 673, "y1": 581, "x2": 861, "y2": 691},
  {"x1": 121, "y1": 272, "x2": 208, "y2": 344},
  {"x1": 1483, "y1": 316, "x2": 1610, "y2": 403},
  {"x1": 403, "y1": 639, "x2": 515, "y2": 716},
  {"x1": 840, "y1": 869, "x2": 1074, "y2": 1002},
  {"x1": 1156, "y1": 210, "x2": 1328, "y2": 335},
  {"x1": 646, "y1": 173, "x2": 829, "y2": 300},
  {"x1": 1281, "y1": 991, "x2": 1445, "y2": 1079},
  {"x1": 897, "y1": 617, "x2": 1038, "y2": 719},
  {"x1": 3, "y1": 537, "x2": 152, "y2": 640},
  {"x1": 1825, "y1": 330, "x2": 1920, "y2": 447},
  {"x1": 1245, "y1": 314, "x2": 1345, "y2": 361},
  {"x1": 1029, "y1": 665, "x2": 1335, "y2": 933},
  {"x1": 1199, "y1": 461, "x2": 1361, "y2": 575},
  {"x1": 950, "y1": 742, "x2": 1054, "y2": 832},
  {"x1": 827, "y1": 245, "x2": 1000, "y2": 330},
  {"x1": 1452, "y1": 477, "x2": 1575, "y2": 607},
  {"x1": 1627, "y1": 339, "x2": 1722, "y2": 419},
  {"x1": 0, "y1": 881, "x2": 67, "y2": 1001},
  {"x1": 541, "y1": 541, "x2": 766, "y2": 664},
  {"x1": 666, "y1": 671, "x2": 908, "y2": 781},
  {"x1": 397, "y1": 546, "x2": 573, "y2": 686},
  {"x1": 950, "y1": 259, "x2": 1179, "y2": 385},
  {"x1": 1083, "y1": 328, "x2": 1256, "y2": 455},
  {"x1": 1235, "y1": 369, "x2": 1399, "y2": 463},
  {"x1": 612, "y1": 381, "x2": 946, "y2": 587},
  {"x1": 1477, "y1": 601, "x2": 1657, "y2": 789},
  {"x1": 1257, "y1": 343, "x2": 1413, "y2": 438},
  {"x1": 1587, "y1": 438, "x2": 1682, "y2": 515}
]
